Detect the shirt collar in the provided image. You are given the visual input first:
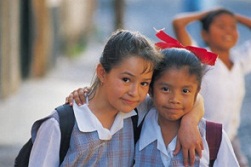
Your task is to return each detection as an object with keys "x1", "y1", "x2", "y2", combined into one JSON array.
[
  {"x1": 73, "y1": 101, "x2": 136, "y2": 140},
  {"x1": 138, "y1": 108, "x2": 177, "y2": 156}
]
